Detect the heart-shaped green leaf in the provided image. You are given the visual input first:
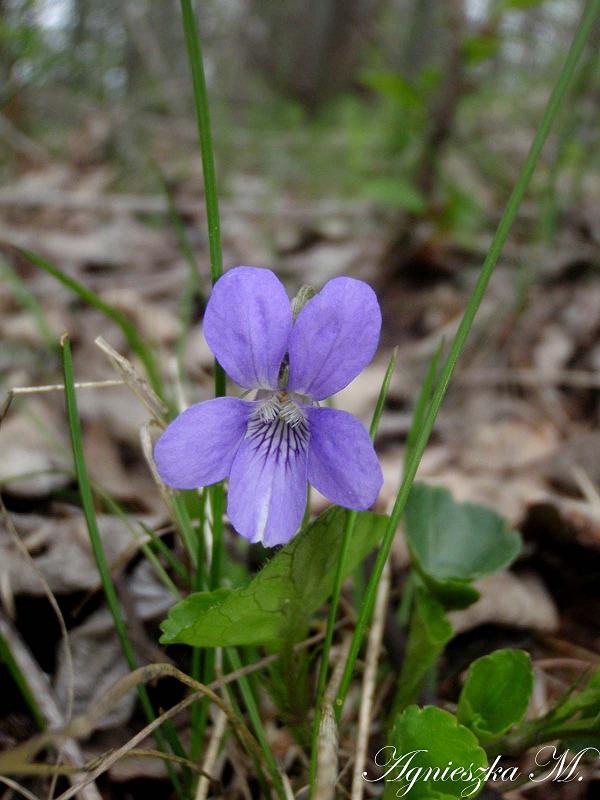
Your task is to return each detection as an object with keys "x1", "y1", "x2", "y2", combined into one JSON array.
[
  {"x1": 405, "y1": 483, "x2": 522, "y2": 609},
  {"x1": 160, "y1": 507, "x2": 387, "y2": 647},
  {"x1": 382, "y1": 705, "x2": 488, "y2": 799},
  {"x1": 458, "y1": 649, "x2": 533, "y2": 744}
]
